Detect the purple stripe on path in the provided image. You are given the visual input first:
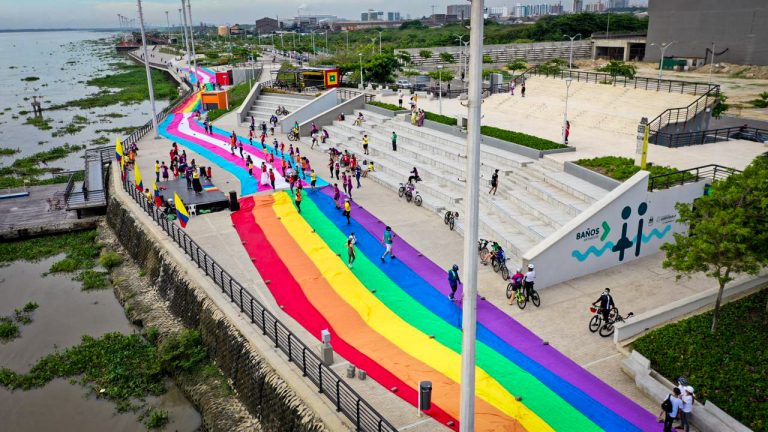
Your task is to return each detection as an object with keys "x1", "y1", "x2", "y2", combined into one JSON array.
[{"x1": 321, "y1": 187, "x2": 658, "y2": 430}]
